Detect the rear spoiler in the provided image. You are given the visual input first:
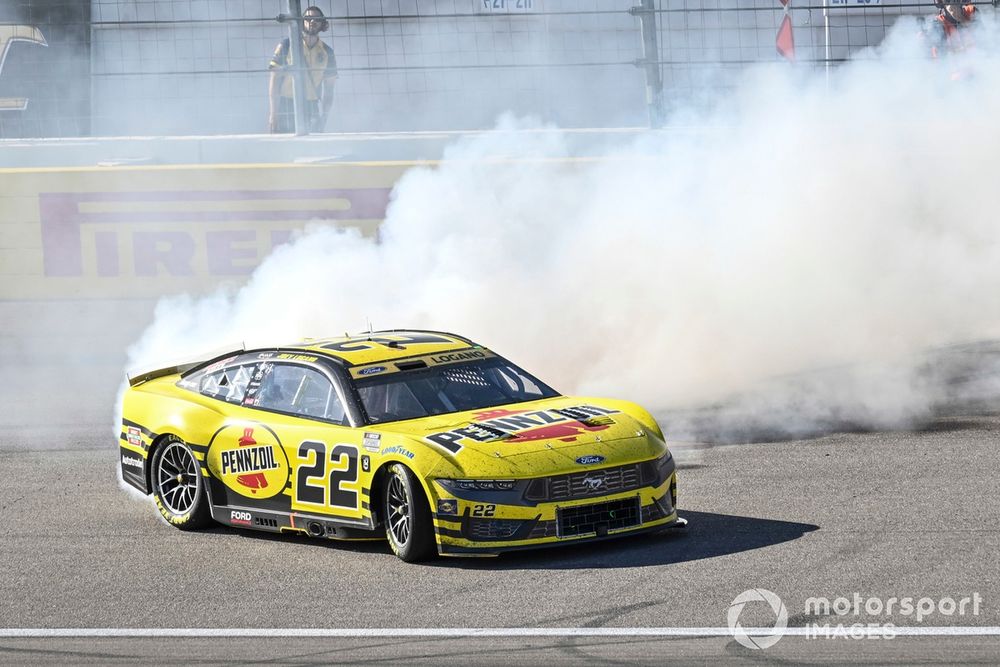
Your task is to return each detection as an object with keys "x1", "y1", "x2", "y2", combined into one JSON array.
[{"x1": 126, "y1": 342, "x2": 246, "y2": 387}]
